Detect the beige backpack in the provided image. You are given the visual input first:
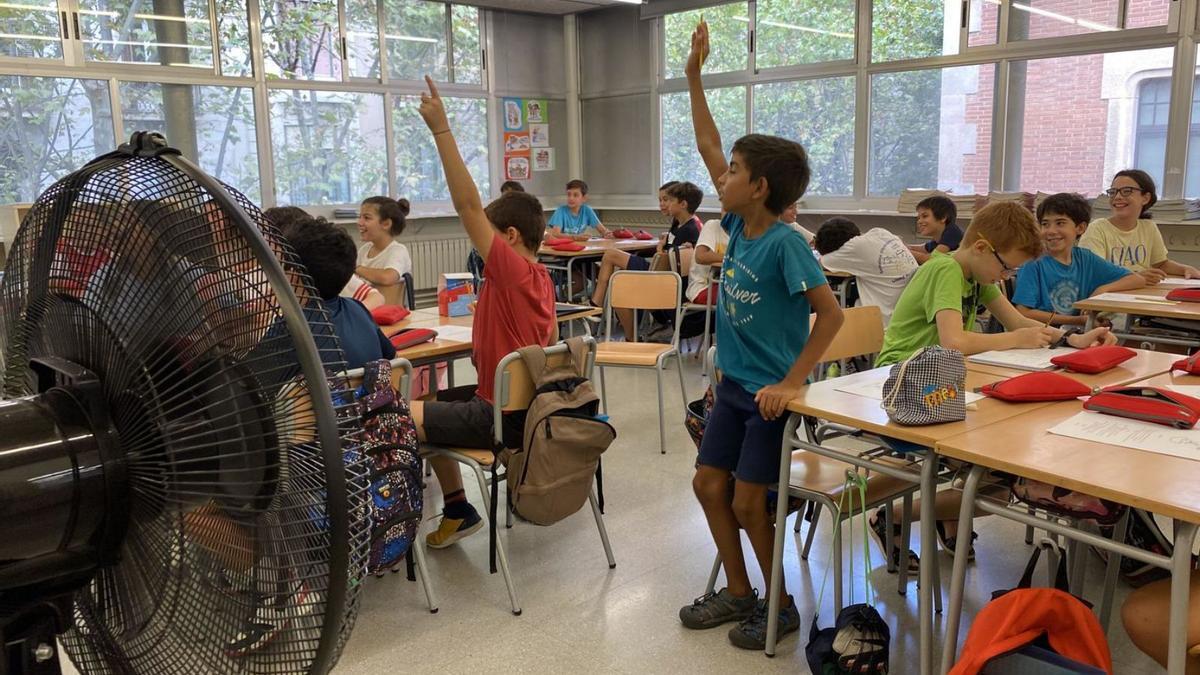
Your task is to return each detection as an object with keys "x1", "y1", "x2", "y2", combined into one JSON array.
[{"x1": 500, "y1": 337, "x2": 615, "y2": 526}]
